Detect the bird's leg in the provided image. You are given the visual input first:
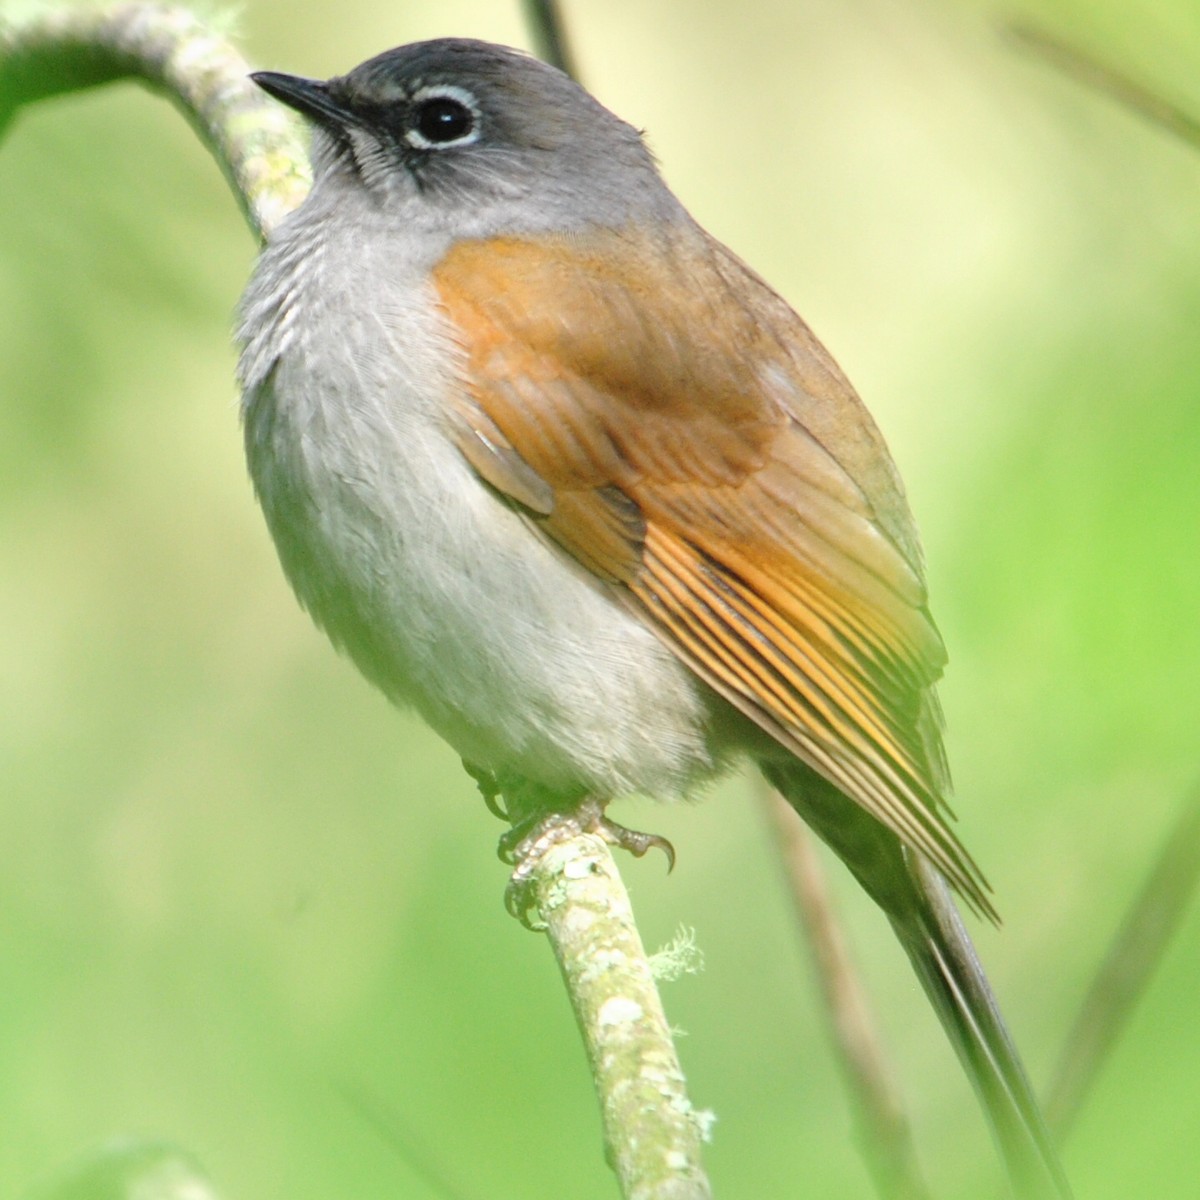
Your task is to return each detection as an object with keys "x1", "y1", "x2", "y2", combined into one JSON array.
[
  {"x1": 496, "y1": 795, "x2": 676, "y2": 926},
  {"x1": 498, "y1": 796, "x2": 677, "y2": 867}
]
